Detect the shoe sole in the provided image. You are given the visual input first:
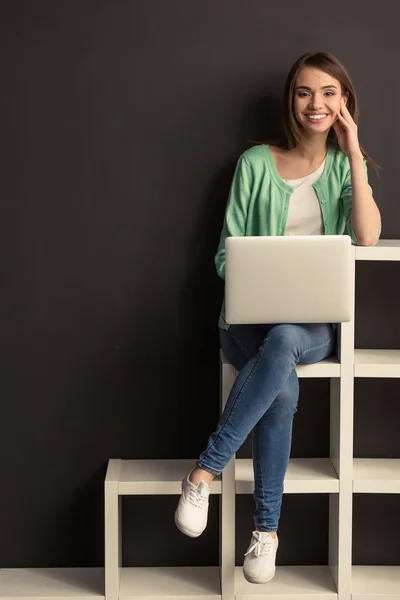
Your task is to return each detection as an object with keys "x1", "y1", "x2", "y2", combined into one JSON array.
[
  {"x1": 243, "y1": 570, "x2": 276, "y2": 584},
  {"x1": 174, "y1": 510, "x2": 204, "y2": 538}
]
